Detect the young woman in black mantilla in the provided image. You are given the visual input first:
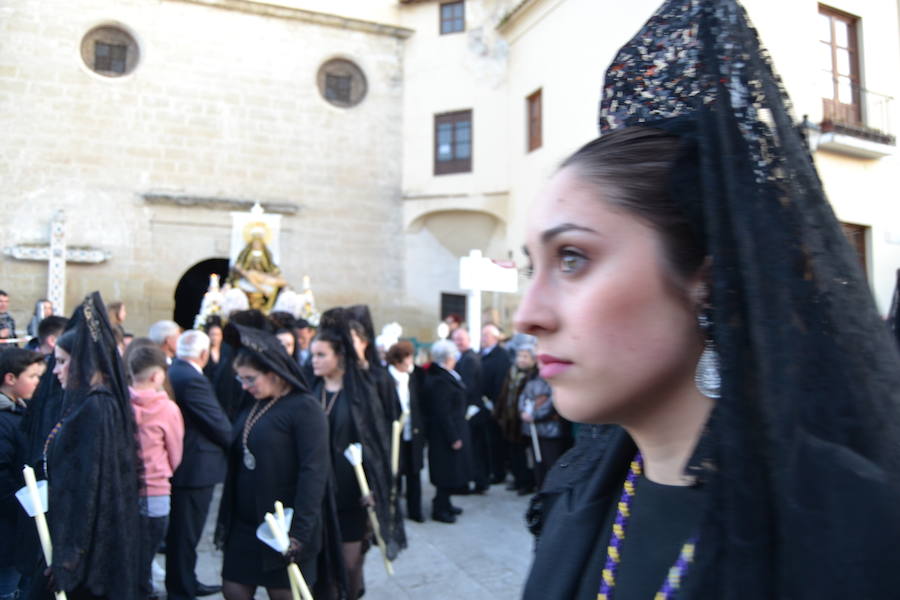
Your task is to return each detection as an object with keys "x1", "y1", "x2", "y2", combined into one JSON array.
[
  {"x1": 215, "y1": 324, "x2": 335, "y2": 600},
  {"x1": 311, "y1": 308, "x2": 405, "y2": 600},
  {"x1": 30, "y1": 292, "x2": 144, "y2": 600},
  {"x1": 517, "y1": 1, "x2": 900, "y2": 598}
]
